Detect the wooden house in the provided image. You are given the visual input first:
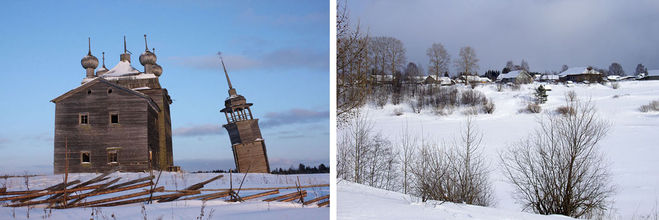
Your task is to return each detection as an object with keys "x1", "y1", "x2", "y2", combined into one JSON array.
[
  {"x1": 52, "y1": 36, "x2": 175, "y2": 174},
  {"x1": 639, "y1": 70, "x2": 659, "y2": 80},
  {"x1": 497, "y1": 70, "x2": 533, "y2": 84},
  {"x1": 558, "y1": 66, "x2": 603, "y2": 83},
  {"x1": 218, "y1": 56, "x2": 270, "y2": 173}
]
